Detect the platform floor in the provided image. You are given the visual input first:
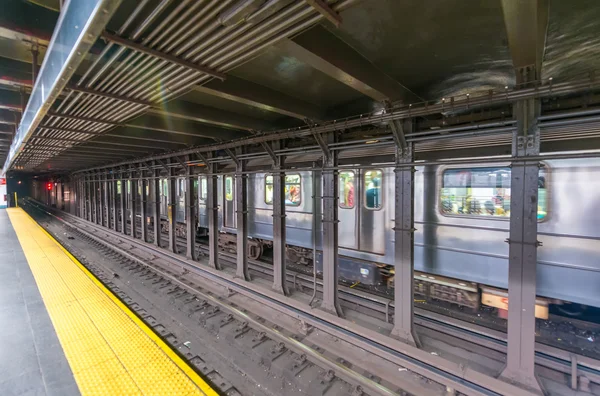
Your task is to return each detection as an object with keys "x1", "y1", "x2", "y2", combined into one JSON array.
[{"x1": 2, "y1": 208, "x2": 216, "y2": 396}]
